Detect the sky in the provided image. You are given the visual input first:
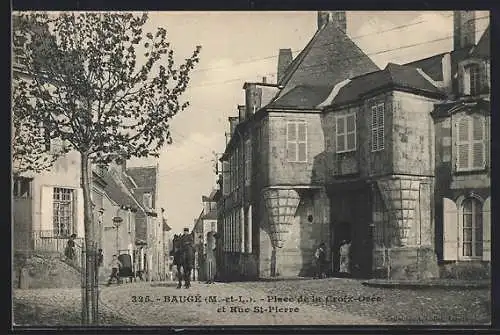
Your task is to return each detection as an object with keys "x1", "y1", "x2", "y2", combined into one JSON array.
[{"x1": 125, "y1": 11, "x2": 490, "y2": 234}]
